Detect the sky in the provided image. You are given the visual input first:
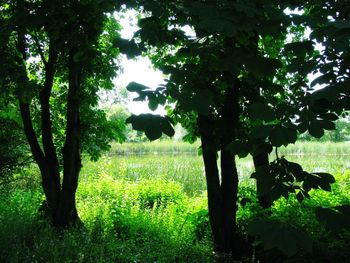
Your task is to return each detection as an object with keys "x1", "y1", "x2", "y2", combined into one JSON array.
[
  {"x1": 112, "y1": 10, "x2": 196, "y2": 115},
  {"x1": 113, "y1": 10, "x2": 165, "y2": 115}
]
